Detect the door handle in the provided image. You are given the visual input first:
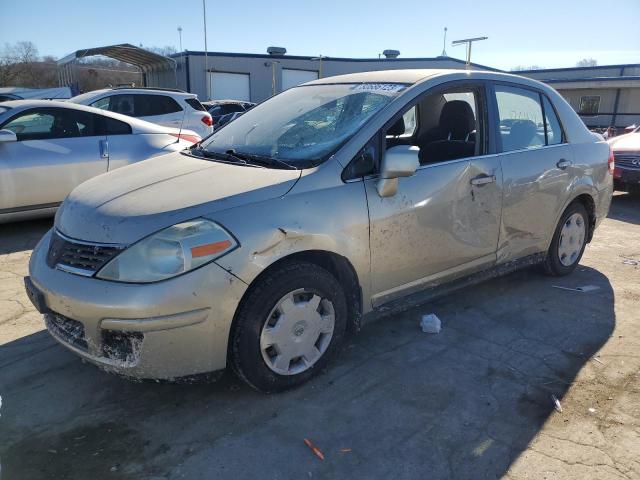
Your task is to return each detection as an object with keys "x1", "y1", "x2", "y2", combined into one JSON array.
[
  {"x1": 99, "y1": 139, "x2": 109, "y2": 159},
  {"x1": 556, "y1": 159, "x2": 571, "y2": 169},
  {"x1": 470, "y1": 174, "x2": 496, "y2": 186}
]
